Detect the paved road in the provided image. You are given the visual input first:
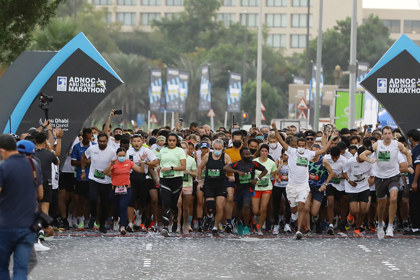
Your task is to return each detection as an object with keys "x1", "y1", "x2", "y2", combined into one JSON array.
[{"x1": 29, "y1": 232, "x2": 420, "y2": 280}]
